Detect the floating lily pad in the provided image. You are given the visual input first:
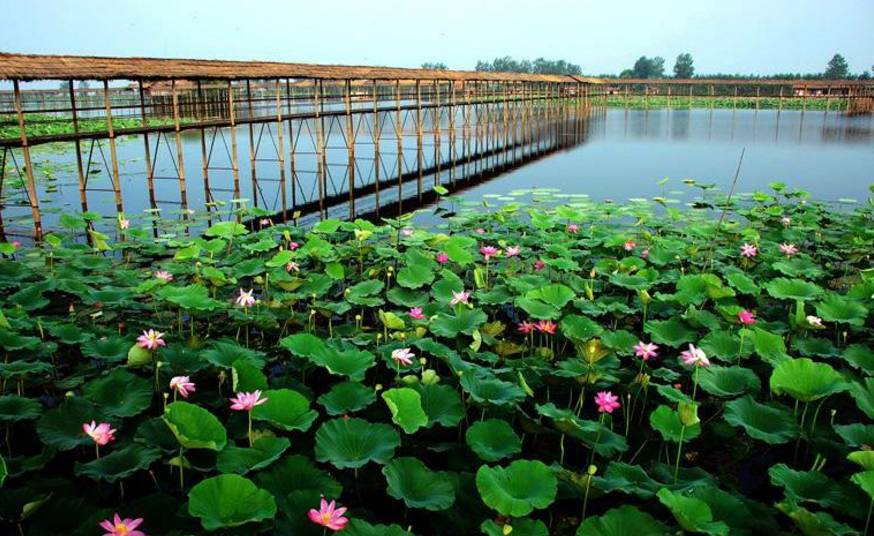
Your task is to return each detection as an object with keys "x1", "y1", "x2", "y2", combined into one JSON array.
[
  {"x1": 382, "y1": 457, "x2": 455, "y2": 511},
  {"x1": 187, "y1": 474, "x2": 276, "y2": 531},
  {"x1": 314, "y1": 418, "x2": 400, "y2": 469},
  {"x1": 466, "y1": 419, "x2": 522, "y2": 462},
  {"x1": 476, "y1": 459, "x2": 557, "y2": 517}
]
